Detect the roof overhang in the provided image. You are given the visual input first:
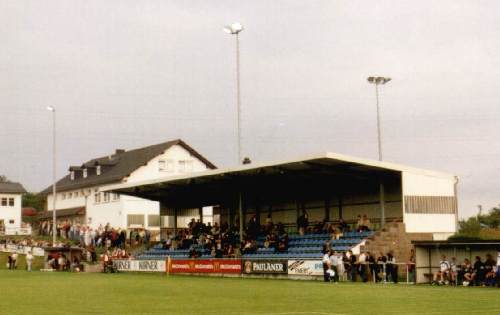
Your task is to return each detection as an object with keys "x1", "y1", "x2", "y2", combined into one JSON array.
[{"x1": 103, "y1": 152, "x2": 455, "y2": 208}]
